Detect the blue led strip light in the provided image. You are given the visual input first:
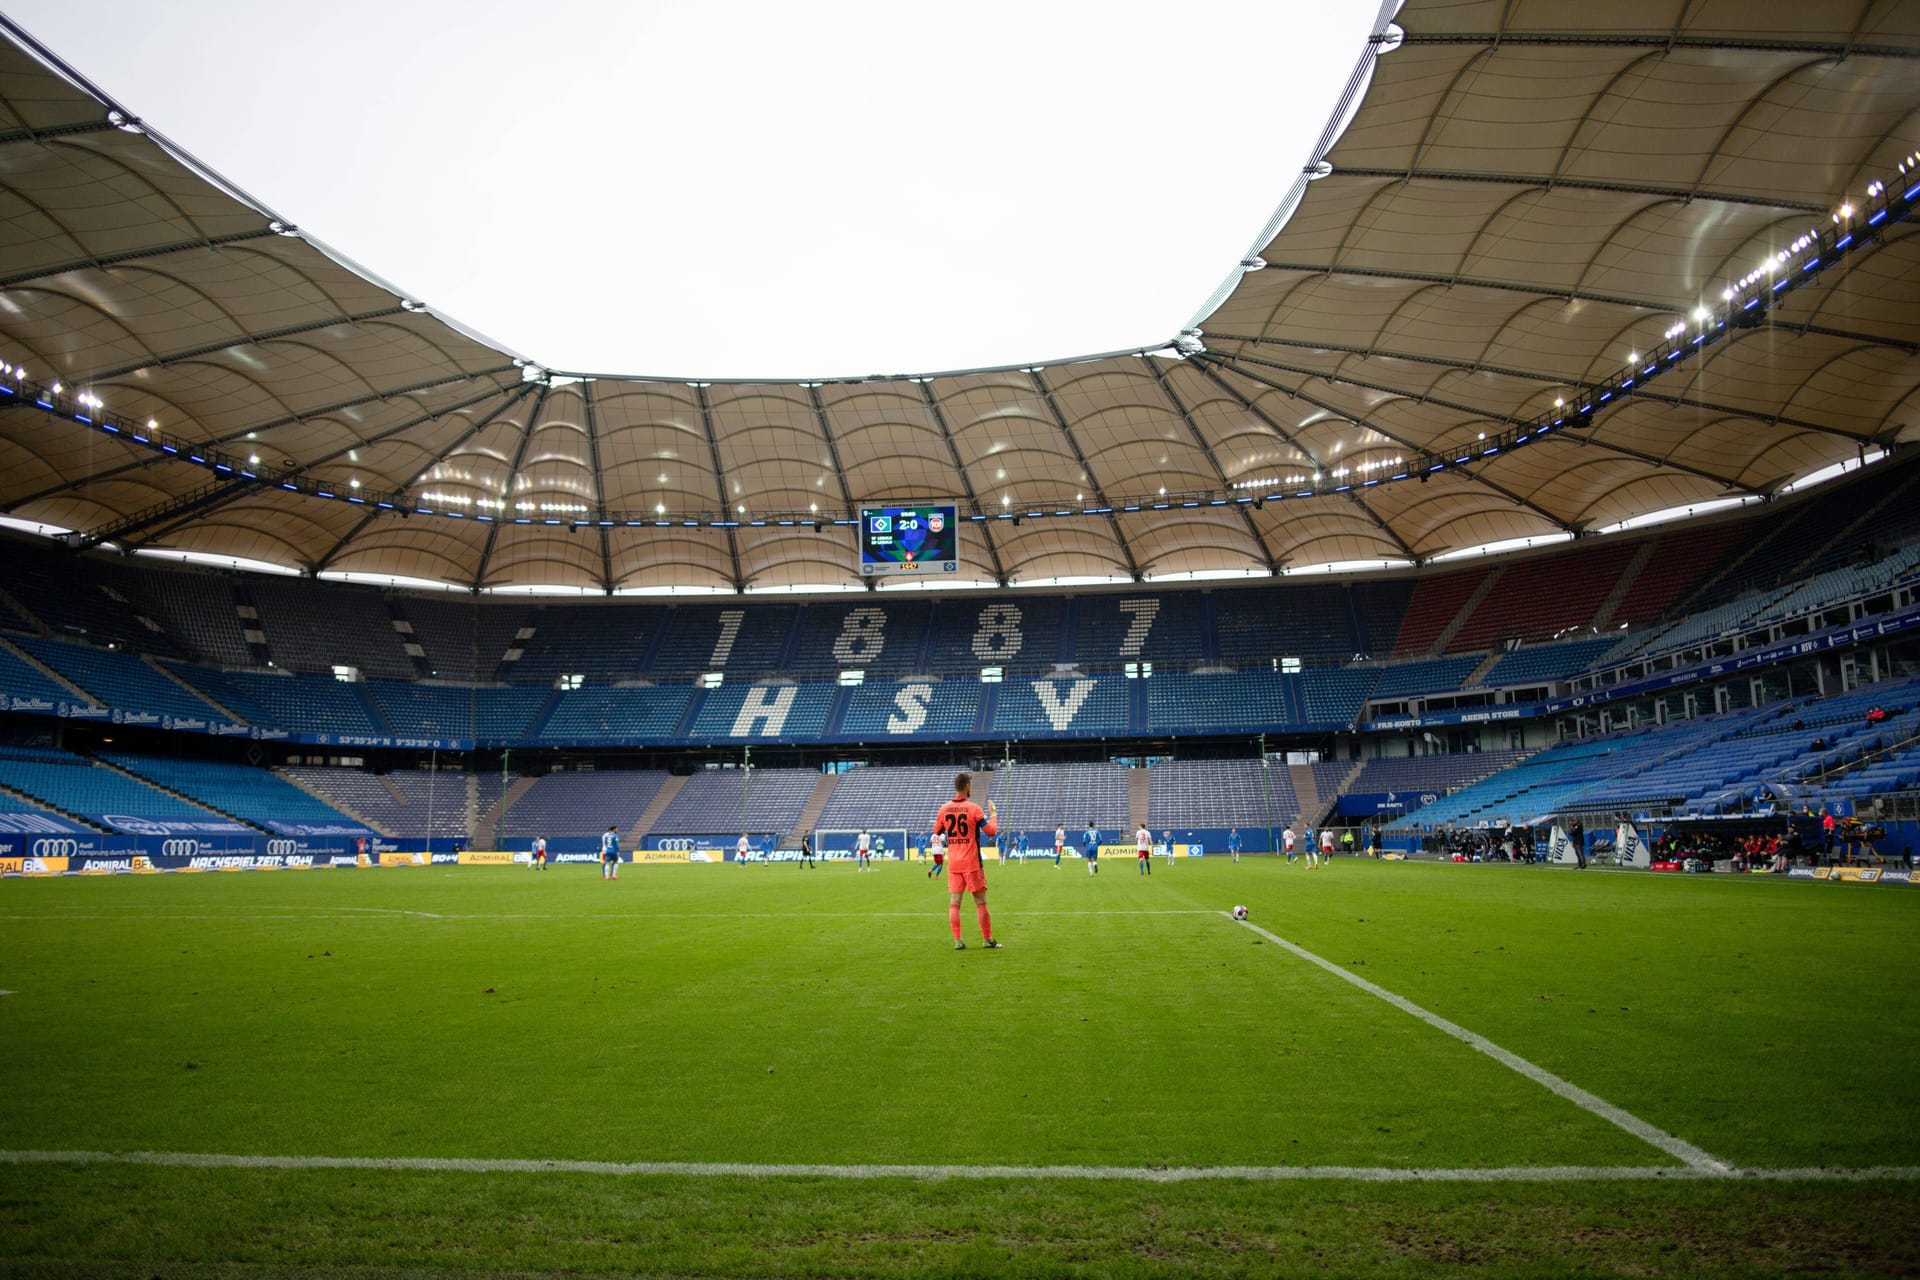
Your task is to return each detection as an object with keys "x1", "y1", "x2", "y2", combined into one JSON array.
[{"x1": 7, "y1": 169, "x2": 1912, "y2": 534}]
